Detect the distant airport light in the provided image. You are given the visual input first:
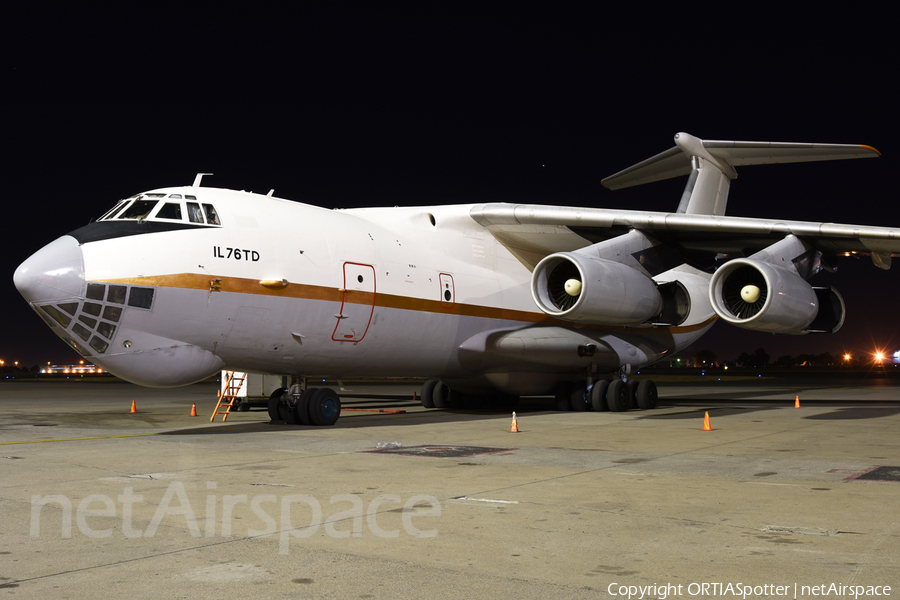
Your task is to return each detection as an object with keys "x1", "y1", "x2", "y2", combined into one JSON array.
[{"x1": 42, "y1": 363, "x2": 102, "y2": 374}]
